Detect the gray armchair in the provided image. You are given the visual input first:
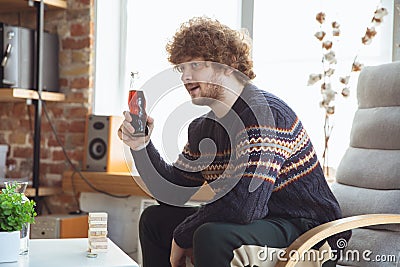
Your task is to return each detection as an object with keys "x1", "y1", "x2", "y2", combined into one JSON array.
[{"x1": 276, "y1": 61, "x2": 400, "y2": 267}]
